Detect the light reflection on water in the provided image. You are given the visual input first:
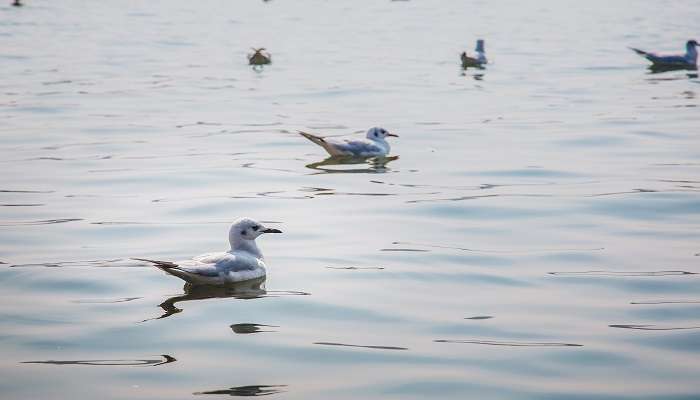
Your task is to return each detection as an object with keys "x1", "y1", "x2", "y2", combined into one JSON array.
[{"x1": 1, "y1": 0, "x2": 700, "y2": 399}]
